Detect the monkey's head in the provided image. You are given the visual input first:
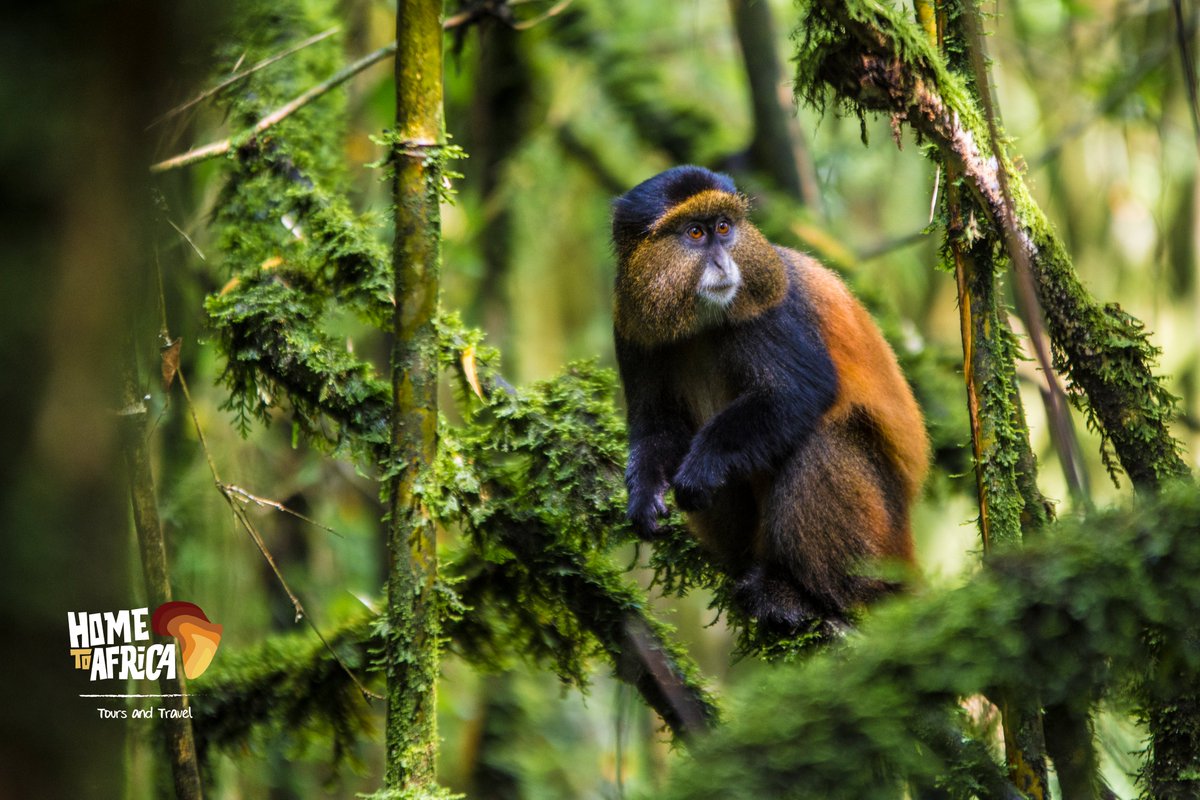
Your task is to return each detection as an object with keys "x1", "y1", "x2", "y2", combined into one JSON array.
[{"x1": 611, "y1": 166, "x2": 787, "y2": 347}]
